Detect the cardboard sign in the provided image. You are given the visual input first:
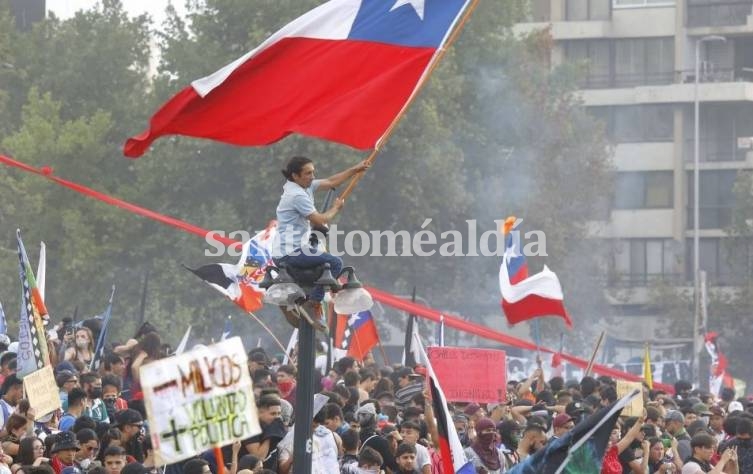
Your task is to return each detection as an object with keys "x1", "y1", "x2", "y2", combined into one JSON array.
[
  {"x1": 142, "y1": 337, "x2": 261, "y2": 465},
  {"x1": 427, "y1": 346, "x2": 506, "y2": 403},
  {"x1": 23, "y1": 365, "x2": 61, "y2": 420},
  {"x1": 616, "y1": 380, "x2": 644, "y2": 417}
]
